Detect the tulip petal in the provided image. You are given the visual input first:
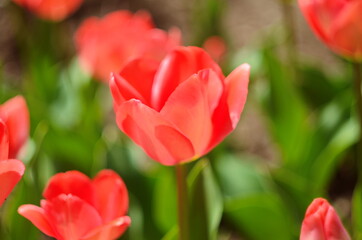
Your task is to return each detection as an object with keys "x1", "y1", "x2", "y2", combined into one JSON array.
[
  {"x1": 0, "y1": 159, "x2": 25, "y2": 206},
  {"x1": 111, "y1": 58, "x2": 159, "y2": 106},
  {"x1": 140, "y1": 27, "x2": 182, "y2": 62},
  {"x1": 18, "y1": 204, "x2": 57, "y2": 238},
  {"x1": 202, "y1": 36, "x2": 226, "y2": 63},
  {"x1": 43, "y1": 171, "x2": 95, "y2": 206},
  {"x1": 207, "y1": 64, "x2": 250, "y2": 152},
  {"x1": 298, "y1": 0, "x2": 330, "y2": 43},
  {"x1": 75, "y1": 10, "x2": 178, "y2": 81},
  {"x1": 0, "y1": 120, "x2": 9, "y2": 161},
  {"x1": 0, "y1": 96, "x2": 29, "y2": 158},
  {"x1": 93, "y1": 170, "x2": 129, "y2": 222},
  {"x1": 300, "y1": 198, "x2": 351, "y2": 240},
  {"x1": 160, "y1": 69, "x2": 223, "y2": 154},
  {"x1": 43, "y1": 194, "x2": 102, "y2": 240},
  {"x1": 116, "y1": 100, "x2": 195, "y2": 165},
  {"x1": 110, "y1": 73, "x2": 146, "y2": 108},
  {"x1": 81, "y1": 216, "x2": 131, "y2": 240},
  {"x1": 151, "y1": 46, "x2": 223, "y2": 111},
  {"x1": 225, "y1": 64, "x2": 250, "y2": 128},
  {"x1": 331, "y1": 1, "x2": 362, "y2": 59}
]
